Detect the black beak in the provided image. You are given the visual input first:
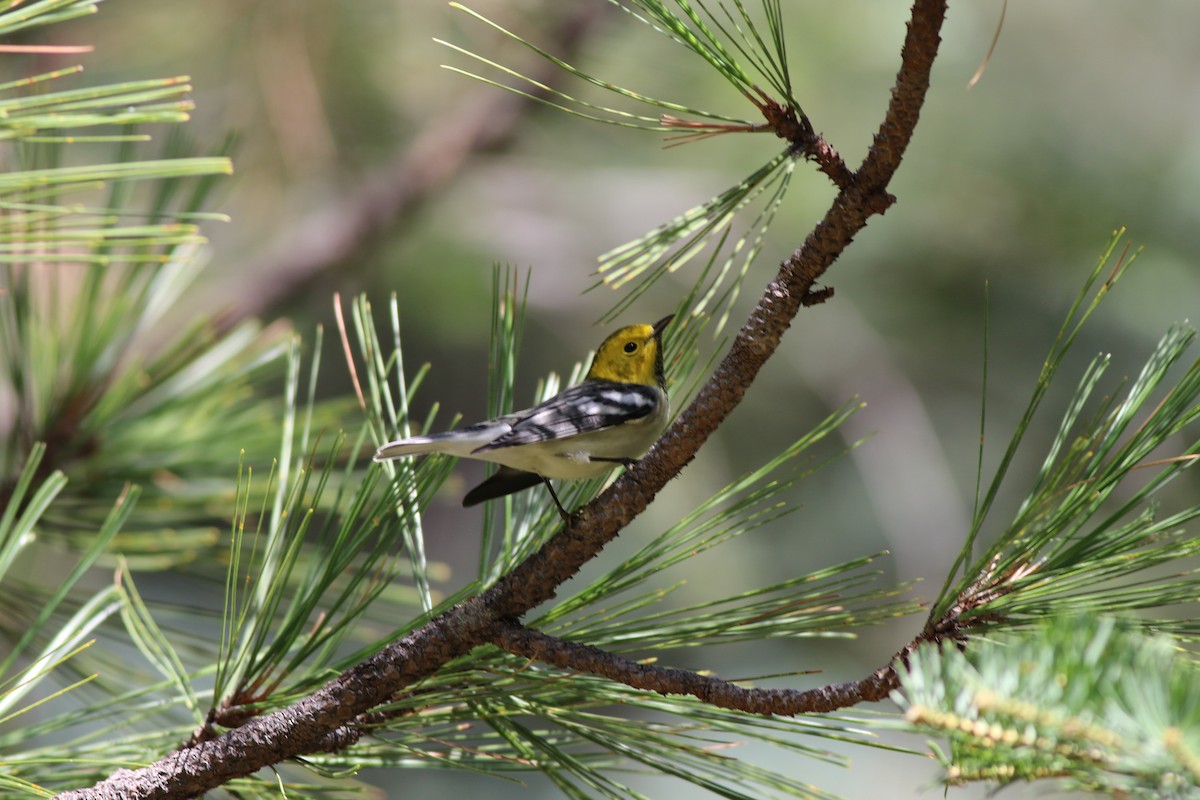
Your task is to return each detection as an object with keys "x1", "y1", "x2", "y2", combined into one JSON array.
[{"x1": 652, "y1": 315, "x2": 674, "y2": 337}]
